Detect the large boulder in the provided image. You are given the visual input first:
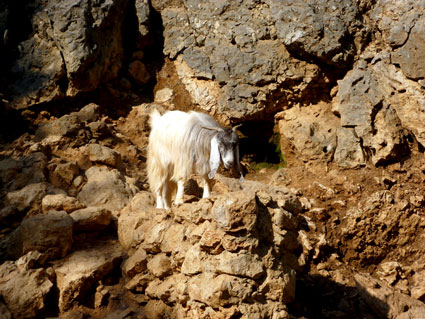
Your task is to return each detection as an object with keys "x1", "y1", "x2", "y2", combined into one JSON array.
[
  {"x1": 0, "y1": 152, "x2": 48, "y2": 193},
  {"x1": 371, "y1": 0, "x2": 425, "y2": 80},
  {"x1": 333, "y1": 51, "x2": 424, "y2": 167},
  {"x1": 5, "y1": 182, "x2": 54, "y2": 213},
  {"x1": 328, "y1": 0, "x2": 425, "y2": 168},
  {"x1": 0, "y1": 253, "x2": 54, "y2": 319},
  {"x1": 55, "y1": 241, "x2": 124, "y2": 312},
  {"x1": 70, "y1": 206, "x2": 113, "y2": 232},
  {"x1": 7, "y1": 210, "x2": 73, "y2": 261},
  {"x1": 355, "y1": 273, "x2": 425, "y2": 319},
  {"x1": 77, "y1": 166, "x2": 138, "y2": 216},
  {"x1": 157, "y1": 0, "x2": 366, "y2": 121},
  {"x1": 6, "y1": 0, "x2": 131, "y2": 108},
  {"x1": 85, "y1": 143, "x2": 123, "y2": 168},
  {"x1": 278, "y1": 102, "x2": 338, "y2": 162}
]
